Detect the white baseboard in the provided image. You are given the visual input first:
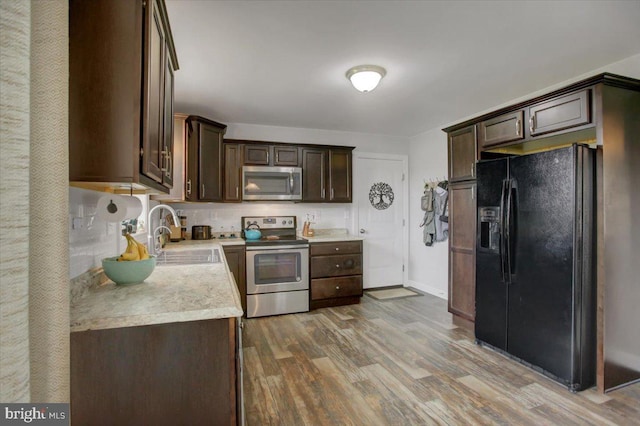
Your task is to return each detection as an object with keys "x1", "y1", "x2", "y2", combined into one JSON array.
[{"x1": 406, "y1": 280, "x2": 447, "y2": 300}]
